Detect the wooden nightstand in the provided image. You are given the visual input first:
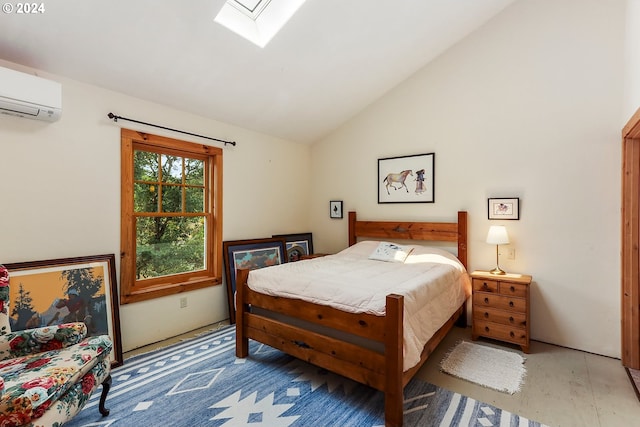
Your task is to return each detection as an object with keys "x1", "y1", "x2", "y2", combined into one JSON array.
[{"x1": 470, "y1": 270, "x2": 532, "y2": 353}]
